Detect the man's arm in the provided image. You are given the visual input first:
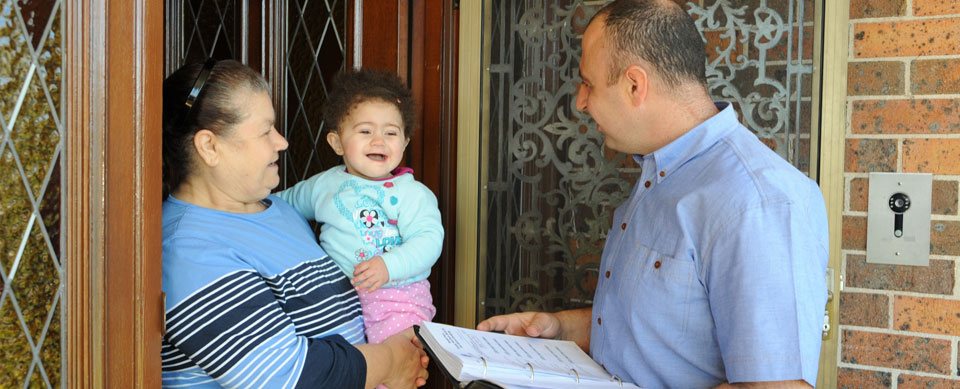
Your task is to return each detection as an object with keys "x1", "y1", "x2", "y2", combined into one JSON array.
[{"x1": 476, "y1": 307, "x2": 593, "y2": 353}]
